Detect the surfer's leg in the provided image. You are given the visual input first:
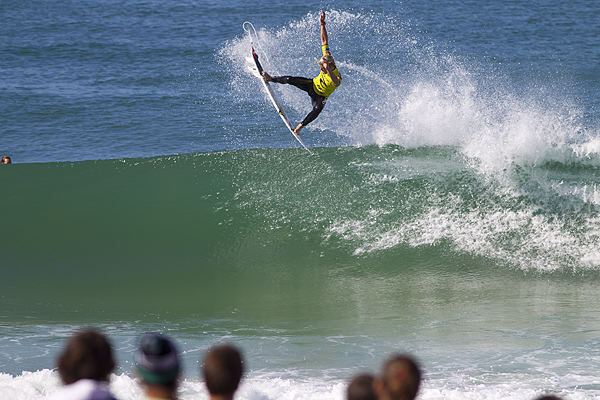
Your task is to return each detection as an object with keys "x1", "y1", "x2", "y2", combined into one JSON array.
[
  {"x1": 270, "y1": 76, "x2": 326, "y2": 127},
  {"x1": 270, "y1": 76, "x2": 313, "y2": 93},
  {"x1": 300, "y1": 96, "x2": 327, "y2": 127}
]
